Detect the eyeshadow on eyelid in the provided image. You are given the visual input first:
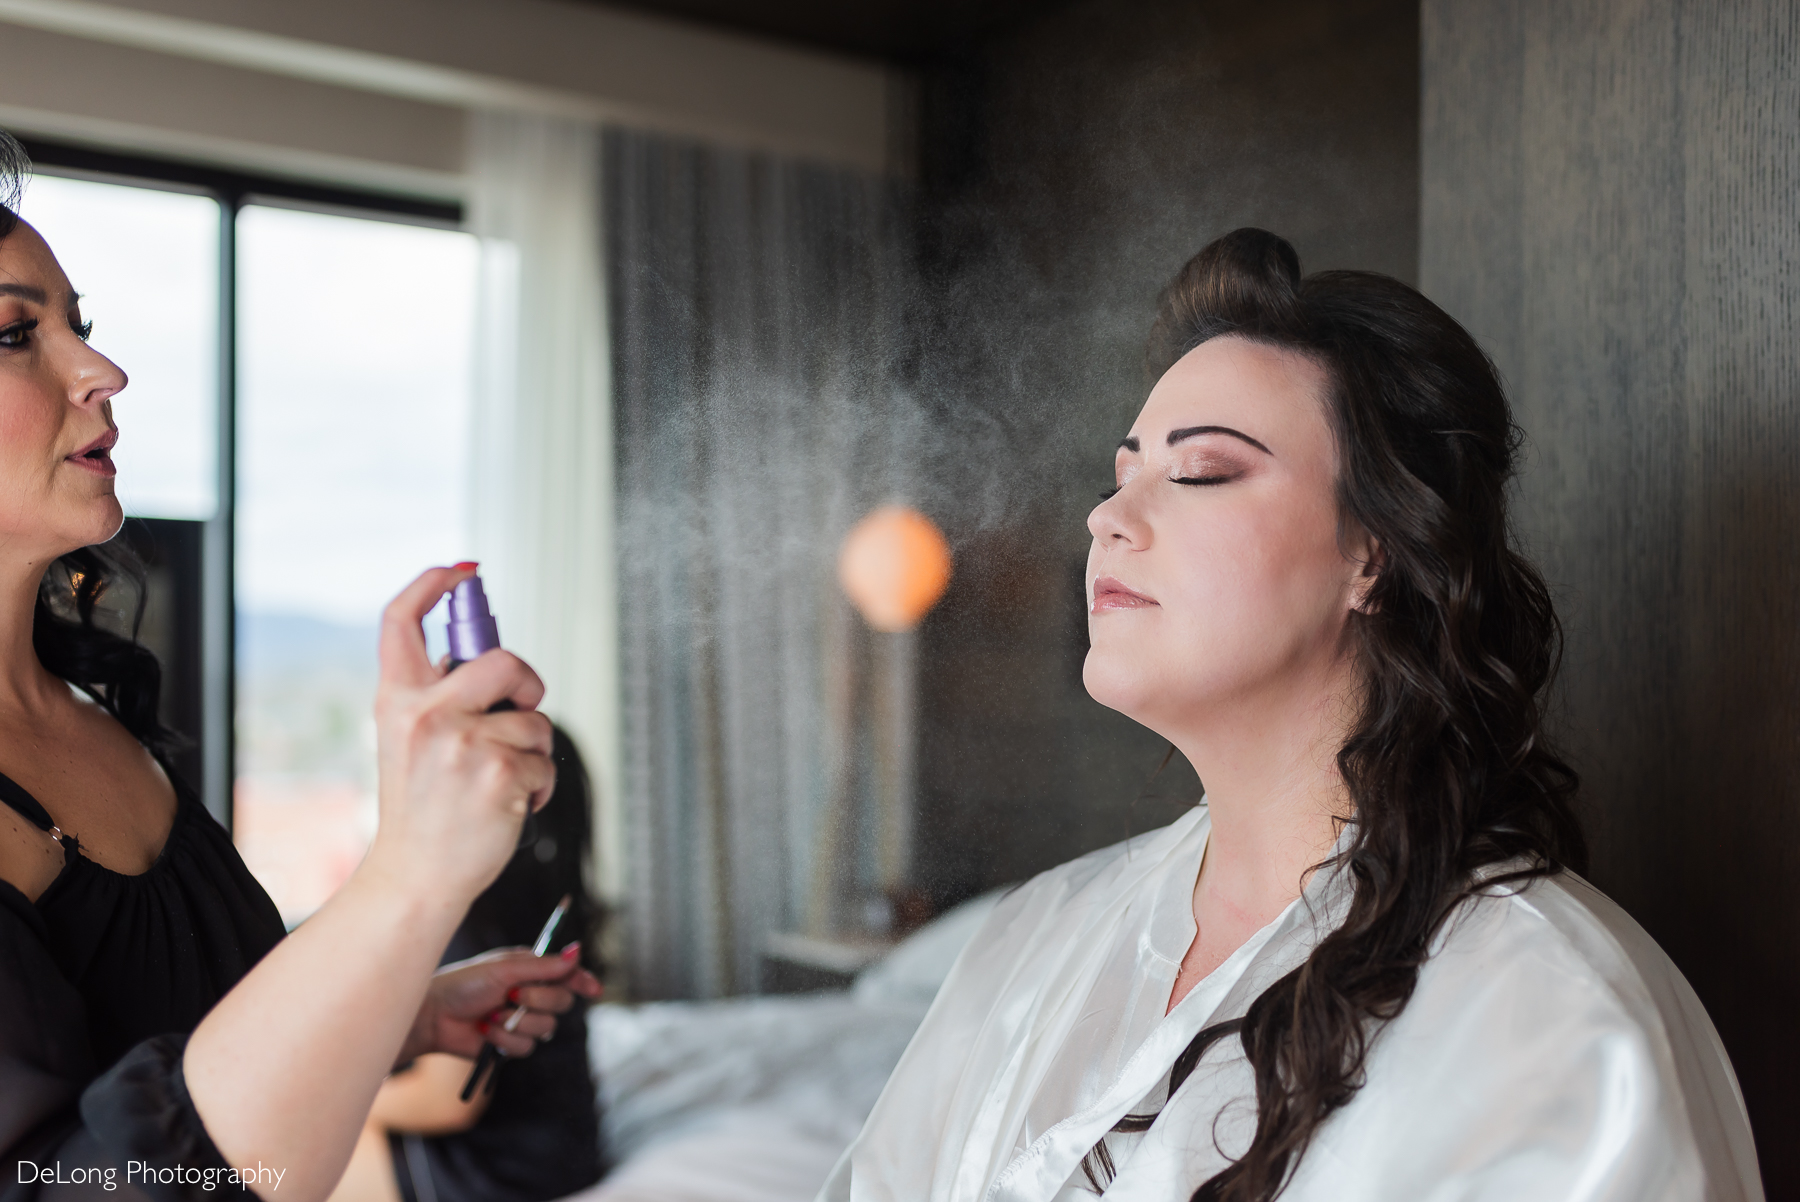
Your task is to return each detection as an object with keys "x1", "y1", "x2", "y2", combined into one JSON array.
[{"x1": 1172, "y1": 452, "x2": 1241, "y2": 474}]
